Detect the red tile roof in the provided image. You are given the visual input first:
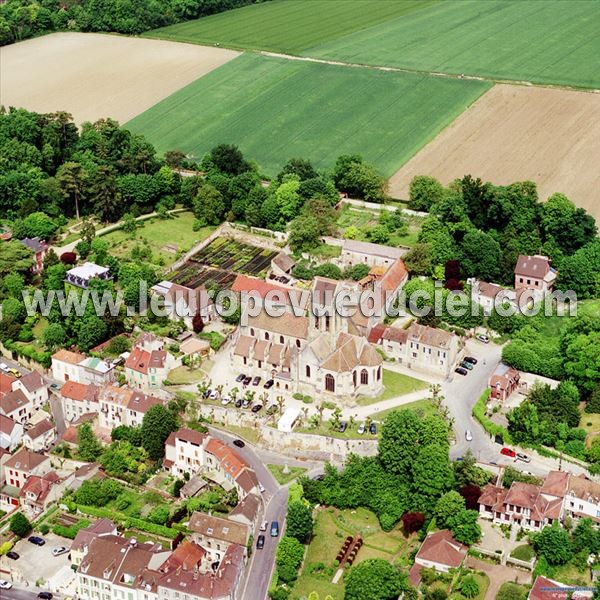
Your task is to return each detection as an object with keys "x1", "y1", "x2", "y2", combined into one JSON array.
[
  {"x1": 52, "y1": 349, "x2": 86, "y2": 365},
  {"x1": 415, "y1": 530, "x2": 467, "y2": 569},
  {"x1": 4, "y1": 447, "x2": 50, "y2": 471},
  {"x1": 125, "y1": 347, "x2": 167, "y2": 374},
  {"x1": 60, "y1": 381, "x2": 99, "y2": 403}
]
